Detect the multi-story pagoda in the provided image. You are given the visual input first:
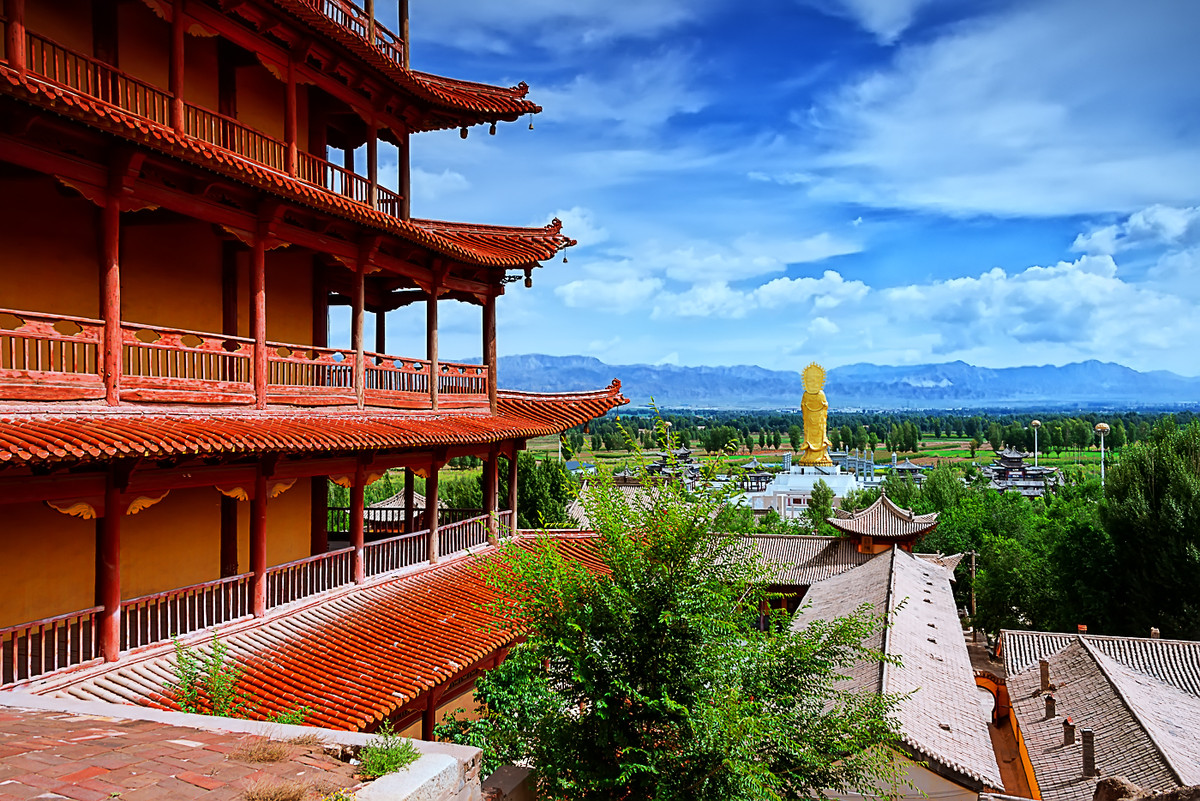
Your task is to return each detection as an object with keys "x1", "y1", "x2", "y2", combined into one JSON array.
[{"x1": 0, "y1": 0, "x2": 624, "y2": 729}]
